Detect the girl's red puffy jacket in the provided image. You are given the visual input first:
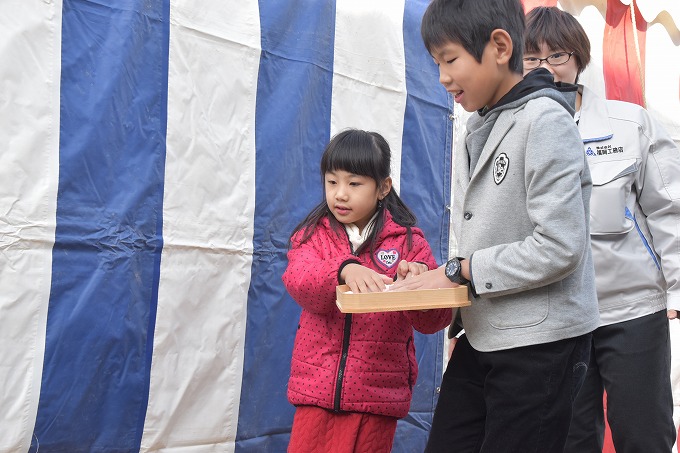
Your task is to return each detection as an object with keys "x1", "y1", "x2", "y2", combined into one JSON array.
[{"x1": 282, "y1": 210, "x2": 452, "y2": 418}]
